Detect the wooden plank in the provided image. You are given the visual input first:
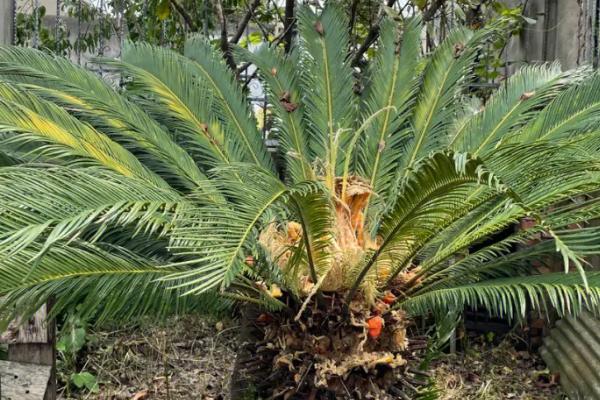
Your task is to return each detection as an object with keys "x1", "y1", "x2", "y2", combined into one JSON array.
[
  {"x1": 1, "y1": 302, "x2": 56, "y2": 400},
  {"x1": 16, "y1": 304, "x2": 49, "y2": 344},
  {"x1": 0, "y1": 320, "x2": 19, "y2": 345},
  {"x1": 0, "y1": 360, "x2": 51, "y2": 400},
  {"x1": 0, "y1": 307, "x2": 49, "y2": 345}
]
